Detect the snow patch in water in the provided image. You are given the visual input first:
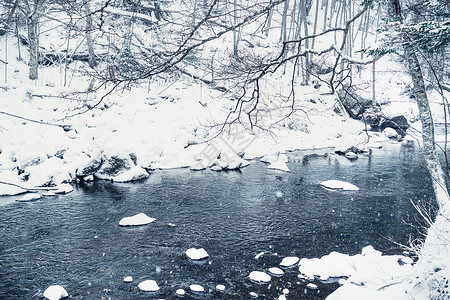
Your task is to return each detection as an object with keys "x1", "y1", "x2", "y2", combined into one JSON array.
[
  {"x1": 119, "y1": 213, "x2": 156, "y2": 226},
  {"x1": 249, "y1": 271, "x2": 271, "y2": 283},
  {"x1": 320, "y1": 180, "x2": 359, "y2": 191},
  {"x1": 138, "y1": 280, "x2": 160, "y2": 292},
  {"x1": 43, "y1": 285, "x2": 68, "y2": 300},
  {"x1": 185, "y1": 248, "x2": 209, "y2": 260}
]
